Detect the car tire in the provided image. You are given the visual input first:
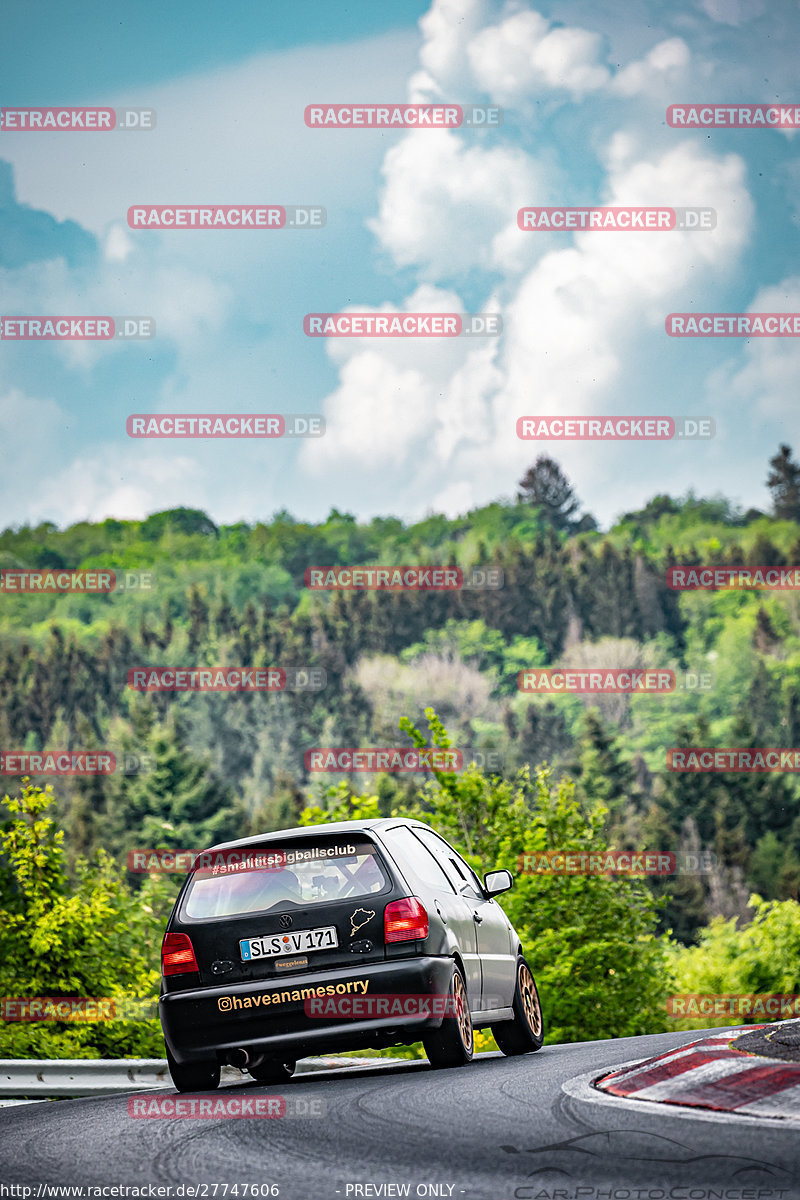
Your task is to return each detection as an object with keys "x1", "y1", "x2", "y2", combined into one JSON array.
[
  {"x1": 422, "y1": 964, "x2": 474, "y2": 1069},
  {"x1": 248, "y1": 1058, "x2": 296, "y2": 1083},
  {"x1": 166, "y1": 1046, "x2": 221, "y2": 1093},
  {"x1": 491, "y1": 956, "x2": 544, "y2": 1056}
]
